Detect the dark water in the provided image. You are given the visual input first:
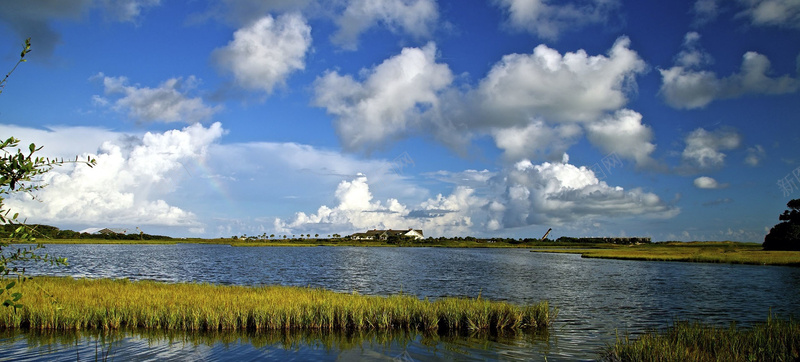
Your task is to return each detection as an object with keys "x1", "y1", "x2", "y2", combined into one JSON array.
[{"x1": 4, "y1": 244, "x2": 800, "y2": 361}]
